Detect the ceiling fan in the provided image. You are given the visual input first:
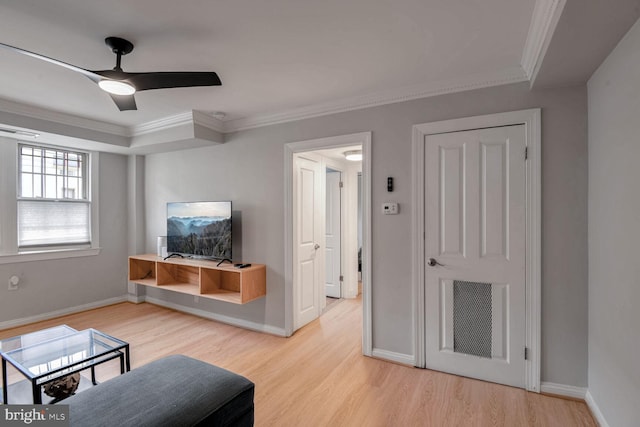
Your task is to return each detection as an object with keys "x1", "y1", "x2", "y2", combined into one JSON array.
[{"x1": 0, "y1": 37, "x2": 222, "y2": 111}]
